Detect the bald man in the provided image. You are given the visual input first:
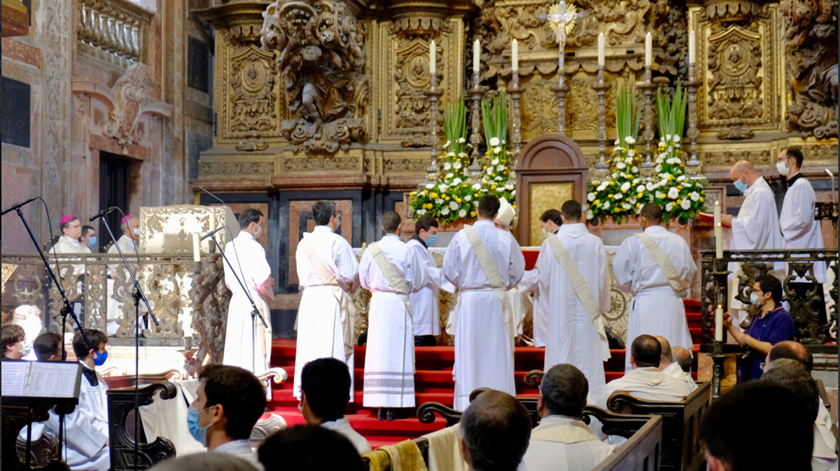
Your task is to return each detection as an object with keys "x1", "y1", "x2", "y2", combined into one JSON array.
[{"x1": 721, "y1": 161, "x2": 782, "y2": 330}]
